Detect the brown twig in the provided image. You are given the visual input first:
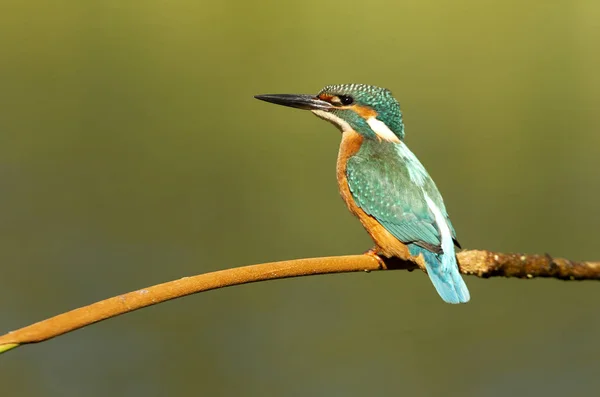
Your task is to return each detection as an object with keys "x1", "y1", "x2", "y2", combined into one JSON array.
[{"x1": 1, "y1": 250, "x2": 598, "y2": 354}]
